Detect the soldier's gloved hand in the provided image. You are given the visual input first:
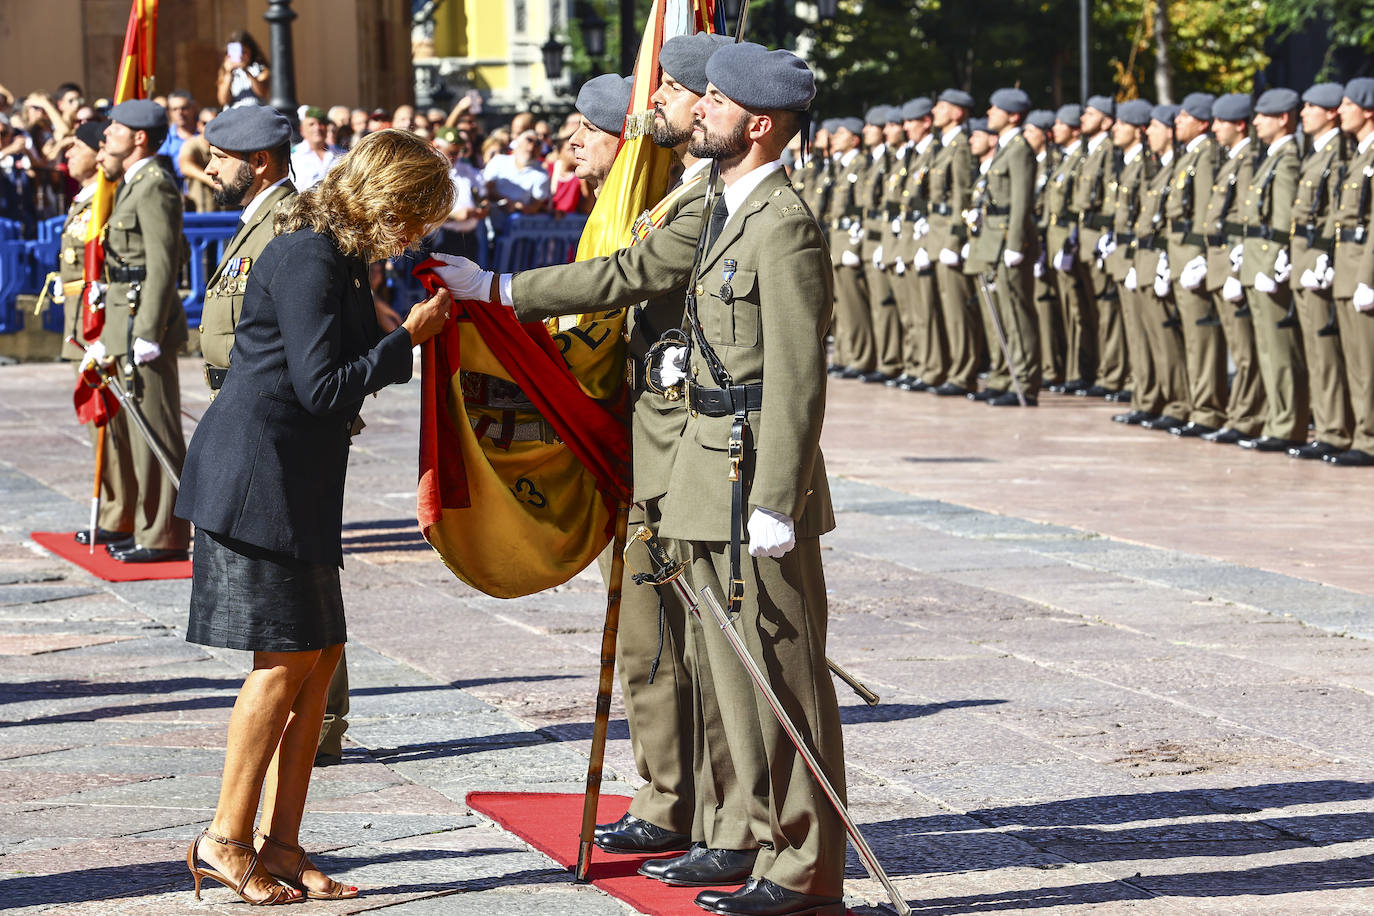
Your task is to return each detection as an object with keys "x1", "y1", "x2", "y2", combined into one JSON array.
[
  {"x1": 1052, "y1": 249, "x2": 1074, "y2": 272},
  {"x1": 1222, "y1": 275, "x2": 1244, "y2": 302},
  {"x1": 85, "y1": 281, "x2": 107, "y2": 307},
  {"x1": 960, "y1": 242, "x2": 972, "y2": 261},
  {"x1": 1273, "y1": 249, "x2": 1292, "y2": 283},
  {"x1": 1354, "y1": 283, "x2": 1374, "y2": 312},
  {"x1": 1123, "y1": 267, "x2": 1138, "y2": 291},
  {"x1": 1096, "y1": 234, "x2": 1116, "y2": 258},
  {"x1": 939, "y1": 247, "x2": 961, "y2": 267},
  {"x1": 840, "y1": 249, "x2": 862, "y2": 268},
  {"x1": 913, "y1": 216, "x2": 930, "y2": 240},
  {"x1": 132, "y1": 337, "x2": 161, "y2": 365},
  {"x1": 1179, "y1": 256, "x2": 1207, "y2": 290},
  {"x1": 913, "y1": 247, "x2": 932, "y2": 272},
  {"x1": 431, "y1": 252, "x2": 497, "y2": 303},
  {"x1": 1318, "y1": 253, "x2": 1335, "y2": 289},
  {"x1": 1228, "y1": 244, "x2": 1244, "y2": 272},
  {"x1": 1154, "y1": 253, "x2": 1171, "y2": 298},
  {"x1": 1300, "y1": 267, "x2": 1321, "y2": 290},
  {"x1": 1033, "y1": 259, "x2": 1045, "y2": 279},
  {"x1": 79, "y1": 340, "x2": 107, "y2": 373},
  {"x1": 1254, "y1": 271, "x2": 1277, "y2": 294},
  {"x1": 872, "y1": 245, "x2": 884, "y2": 268},
  {"x1": 893, "y1": 257, "x2": 907, "y2": 276},
  {"x1": 747, "y1": 507, "x2": 795, "y2": 558},
  {"x1": 1003, "y1": 249, "x2": 1024, "y2": 268},
  {"x1": 658, "y1": 345, "x2": 688, "y2": 388}
]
